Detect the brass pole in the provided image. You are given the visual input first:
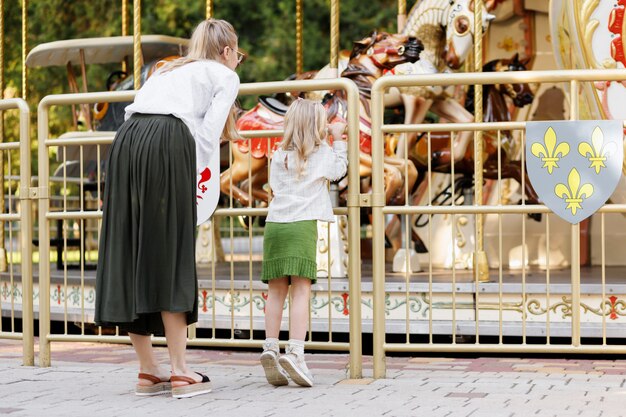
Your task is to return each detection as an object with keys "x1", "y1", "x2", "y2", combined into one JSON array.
[
  {"x1": 473, "y1": 0, "x2": 488, "y2": 283},
  {"x1": 206, "y1": 0, "x2": 212, "y2": 19},
  {"x1": 21, "y1": 0, "x2": 27, "y2": 100},
  {"x1": 14, "y1": 99, "x2": 33, "y2": 366},
  {"x1": 570, "y1": 79, "x2": 581, "y2": 346},
  {"x1": 38, "y1": 102, "x2": 51, "y2": 367},
  {"x1": 397, "y1": 0, "x2": 406, "y2": 34},
  {"x1": 371, "y1": 77, "x2": 386, "y2": 379},
  {"x1": 296, "y1": 0, "x2": 303, "y2": 75},
  {"x1": 133, "y1": 0, "x2": 142, "y2": 90},
  {"x1": 345, "y1": 79, "x2": 362, "y2": 379},
  {"x1": 0, "y1": 0, "x2": 5, "y2": 274},
  {"x1": 329, "y1": 0, "x2": 339, "y2": 77},
  {"x1": 121, "y1": 0, "x2": 128, "y2": 73}
]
